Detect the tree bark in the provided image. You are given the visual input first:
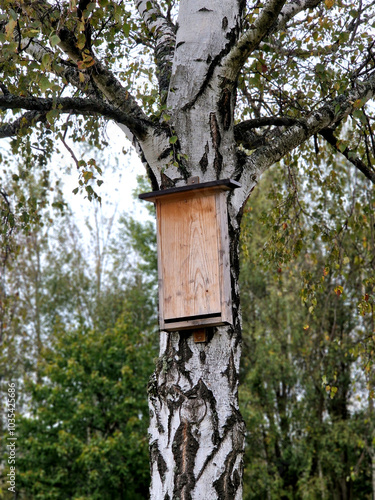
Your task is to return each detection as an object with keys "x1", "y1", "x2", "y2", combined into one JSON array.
[
  {"x1": 144, "y1": 2, "x2": 248, "y2": 498},
  {"x1": 148, "y1": 220, "x2": 245, "y2": 499}
]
